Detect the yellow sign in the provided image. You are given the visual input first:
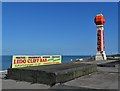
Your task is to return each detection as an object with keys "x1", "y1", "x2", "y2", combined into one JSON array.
[{"x1": 12, "y1": 55, "x2": 62, "y2": 68}]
